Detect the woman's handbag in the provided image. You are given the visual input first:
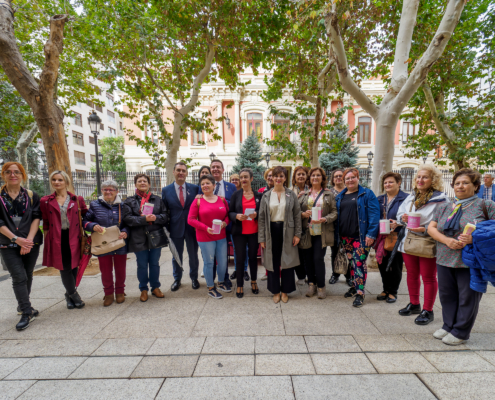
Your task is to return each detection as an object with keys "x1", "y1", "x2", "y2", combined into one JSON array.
[
  {"x1": 384, "y1": 231, "x2": 399, "y2": 251},
  {"x1": 403, "y1": 202, "x2": 436, "y2": 258},
  {"x1": 91, "y1": 205, "x2": 126, "y2": 255},
  {"x1": 145, "y1": 227, "x2": 169, "y2": 249},
  {"x1": 334, "y1": 244, "x2": 349, "y2": 275},
  {"x1": 77, "y1": 198, "x2": 88, "y2": 258}
]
